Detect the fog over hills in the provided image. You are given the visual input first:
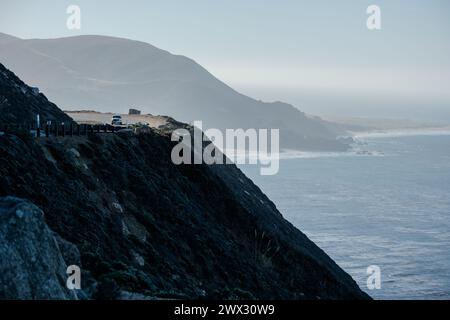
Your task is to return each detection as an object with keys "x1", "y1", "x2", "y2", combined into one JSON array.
[{"x1": 0, "y1": 32, "x2": 348, "y2": 151}]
